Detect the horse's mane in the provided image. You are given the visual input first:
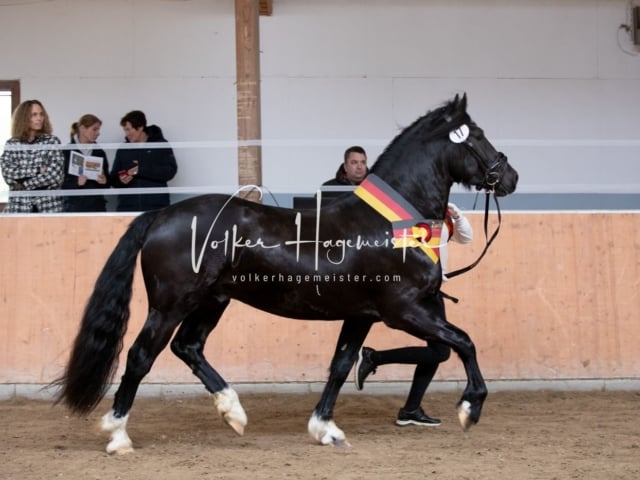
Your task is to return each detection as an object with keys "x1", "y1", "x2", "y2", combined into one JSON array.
[{"x1": 374, "y1": 95, "x2": 470, "y2": 168}]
